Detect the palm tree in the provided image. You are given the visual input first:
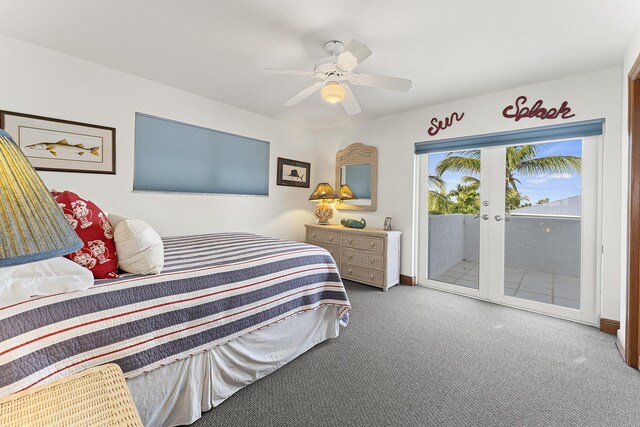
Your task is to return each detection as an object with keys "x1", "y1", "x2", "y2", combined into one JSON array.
[
  {"x1": 428, "y1": 175, "x2": 451, "y2": 214},
  {"x1": 448, "y1": 179, "x2": 481, "y2": 214},
  {"x1": 435, "y1": 145, "x2": 581, "y2": 209}
]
